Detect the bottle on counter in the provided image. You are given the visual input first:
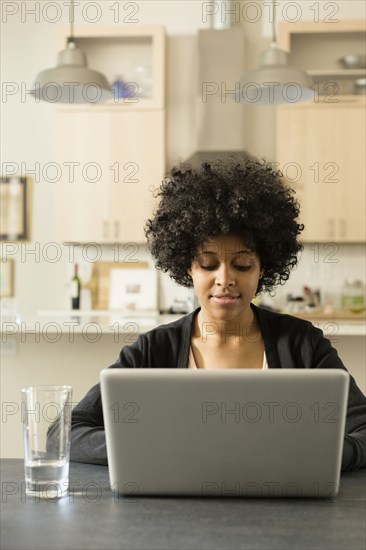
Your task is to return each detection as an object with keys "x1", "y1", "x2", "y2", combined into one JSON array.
[
  {"x1": 341, "y1": 279, "x2": 365, "y2": 313},
  {"x1": 71, "y1": 264, "x2": 81, "y2": 310}
]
